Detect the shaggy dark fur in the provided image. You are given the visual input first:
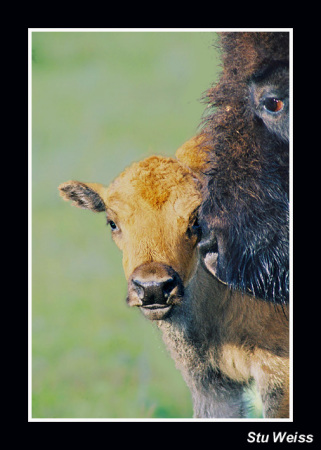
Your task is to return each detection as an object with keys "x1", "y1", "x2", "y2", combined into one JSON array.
[{"x1": 198, "y1": 32, "x2": 289, "y2": 304}]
